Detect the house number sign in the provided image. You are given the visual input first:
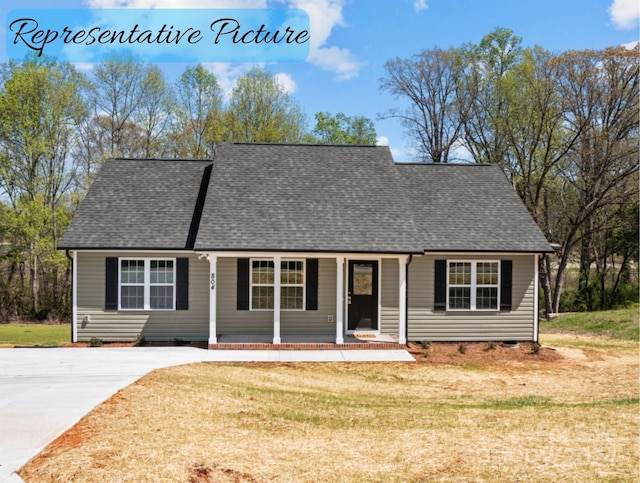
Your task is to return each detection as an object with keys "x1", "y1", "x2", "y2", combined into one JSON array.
[{"x1": 210, "y1": 273, "x2": 216, "y2": 291}]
